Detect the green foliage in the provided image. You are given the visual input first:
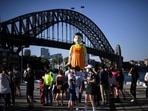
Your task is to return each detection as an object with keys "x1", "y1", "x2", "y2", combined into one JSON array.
[
  {"x1": 63, "y1": 57, "x2": 68, "y2": 64},
  {"x1": 51, "y1": 55, "x2": 63, "y2": 65},
  {"x1": 23, "y1": 56, "x2": 49, "y2": 70}
]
